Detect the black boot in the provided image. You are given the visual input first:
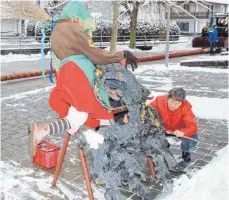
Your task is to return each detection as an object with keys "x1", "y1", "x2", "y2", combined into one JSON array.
[
  {"x1": 167, "y1": 142, "x2": 170, "y2": 149},
  {"x1": 182, "y1": 151, "x2": 191, "y2": 162}
]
